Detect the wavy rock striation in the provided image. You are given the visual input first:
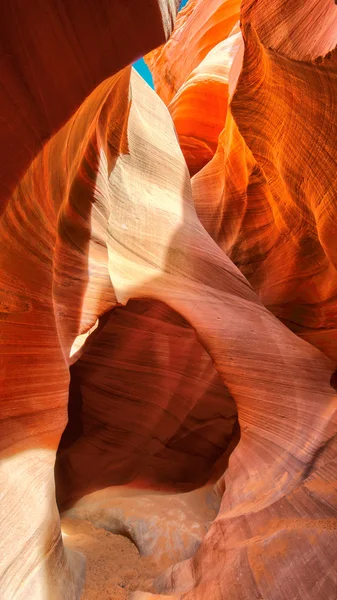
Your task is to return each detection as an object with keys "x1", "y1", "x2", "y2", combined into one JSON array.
[
  {"x1": 0, "y1": 2, "x2": 180, "y2": 598},
  {"x1": 146, "y1": 0, "x2": 241, "y2": 175},
  {"x1": 0, "y1": 0, "x2": 179, "y2": 208},
  {"x1": 141, "y1": 0, "x2": 337, "y2": 598},
  {"x1": 1, "y1": 0, "x2": 337, "y2": 599}
]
